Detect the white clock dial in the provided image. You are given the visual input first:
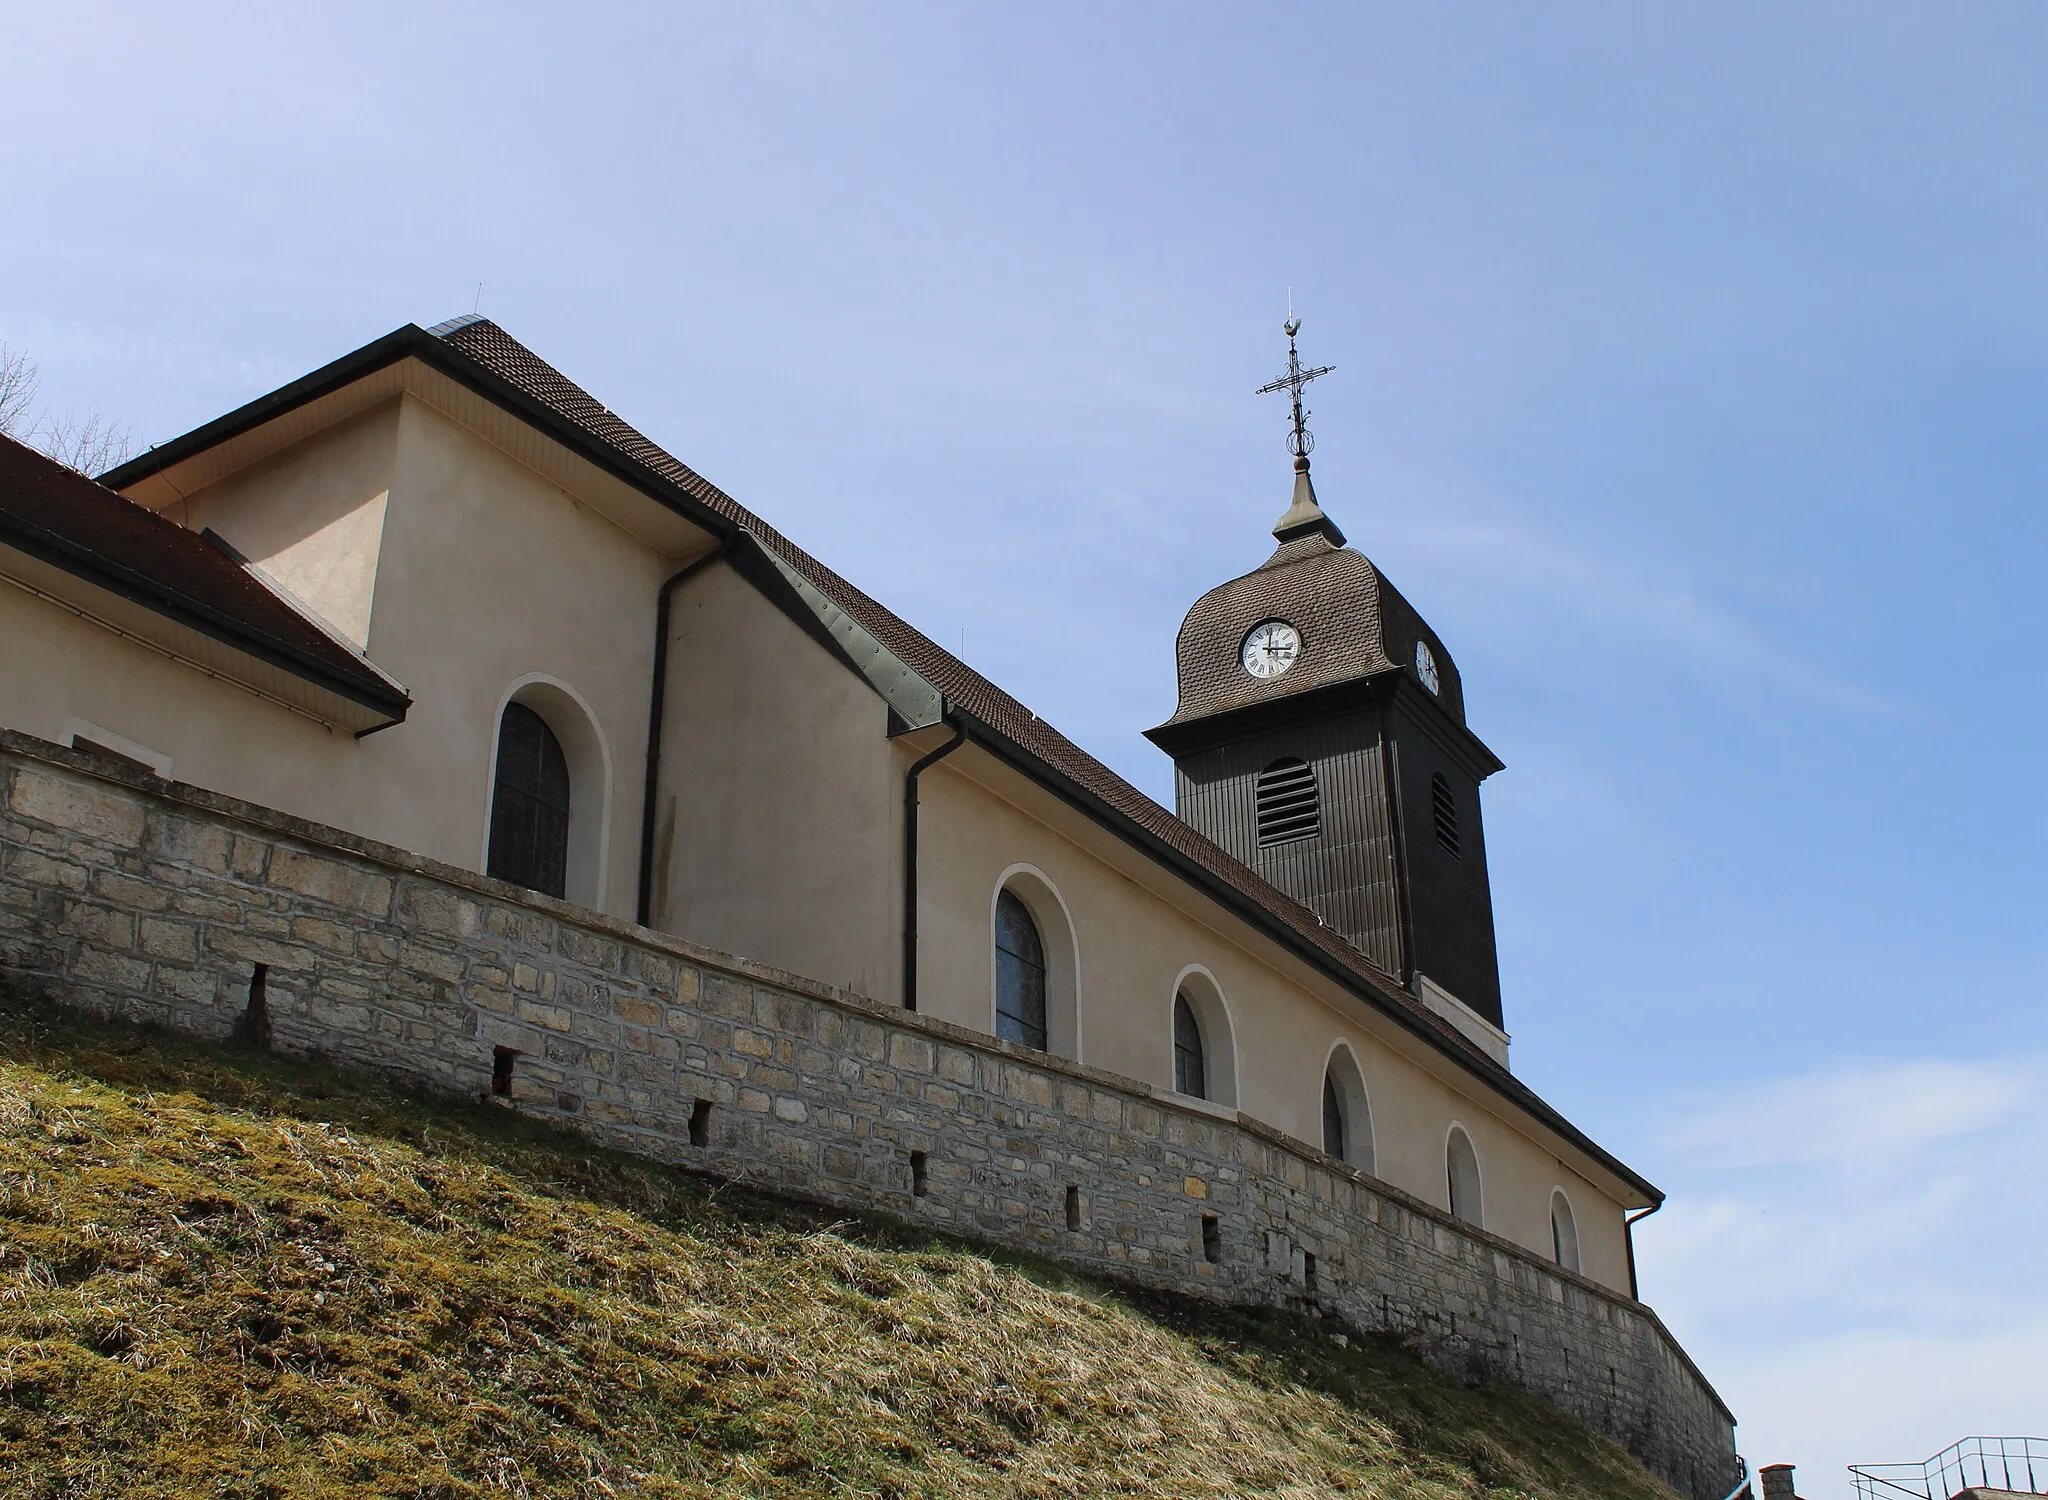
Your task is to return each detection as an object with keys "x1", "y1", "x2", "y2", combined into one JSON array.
[
  {"x1": 1240, "y1": 619, "x2": 1302, "y2": 679},
  {"x1": 1414, "y1": 639, "x2": 1441, "y2": 695}
]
